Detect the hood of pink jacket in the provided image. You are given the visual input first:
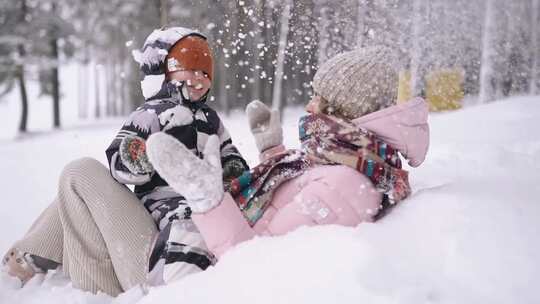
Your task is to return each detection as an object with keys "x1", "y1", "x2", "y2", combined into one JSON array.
[{"x1": 352, "y1": 98, "x2": 429, "y2": 167}]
